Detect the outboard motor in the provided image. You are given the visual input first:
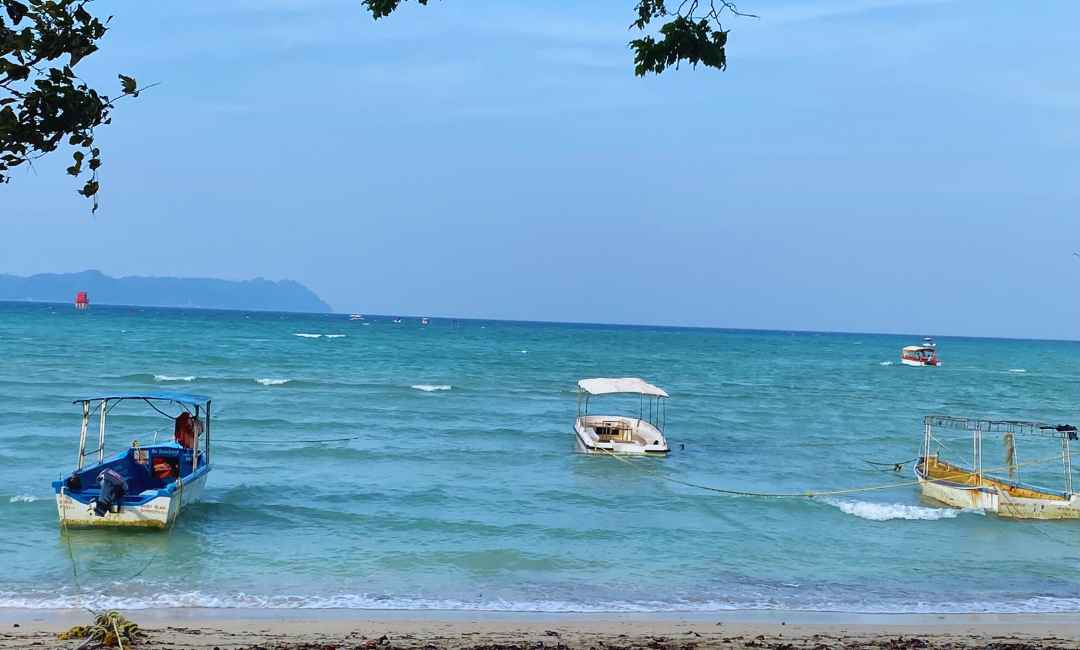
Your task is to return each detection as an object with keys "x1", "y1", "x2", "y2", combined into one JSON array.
[{"x1": 93, "y1": 469, "x2": 128, "y2": 517}]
